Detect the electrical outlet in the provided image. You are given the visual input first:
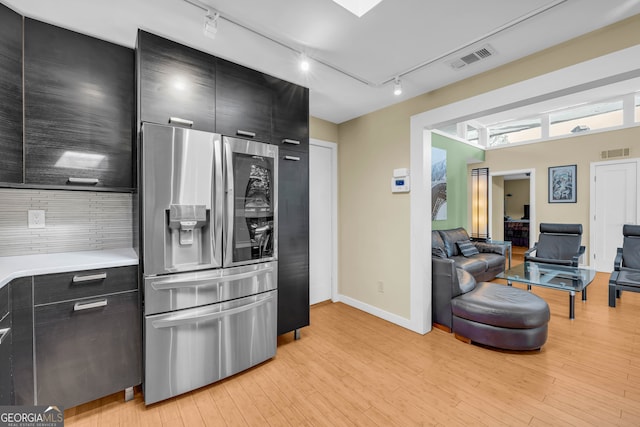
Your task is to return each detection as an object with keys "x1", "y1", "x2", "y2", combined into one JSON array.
[
  {"x1": 28, "y1": 210, "x2": 46, "y2": 229},
  {"x1": 377, "y1": 281, "x2": 384, "y2": 293}
]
